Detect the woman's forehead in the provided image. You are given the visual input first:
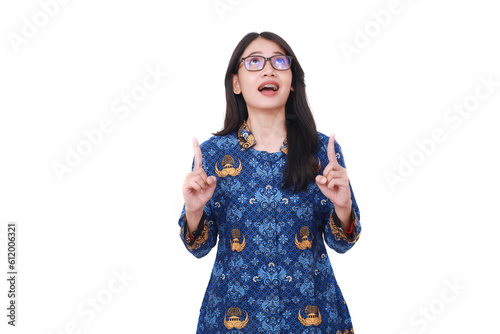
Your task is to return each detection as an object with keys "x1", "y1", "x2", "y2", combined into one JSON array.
[{"x1": 243, "y1": 38, "x2": 285, "y2": 56}]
